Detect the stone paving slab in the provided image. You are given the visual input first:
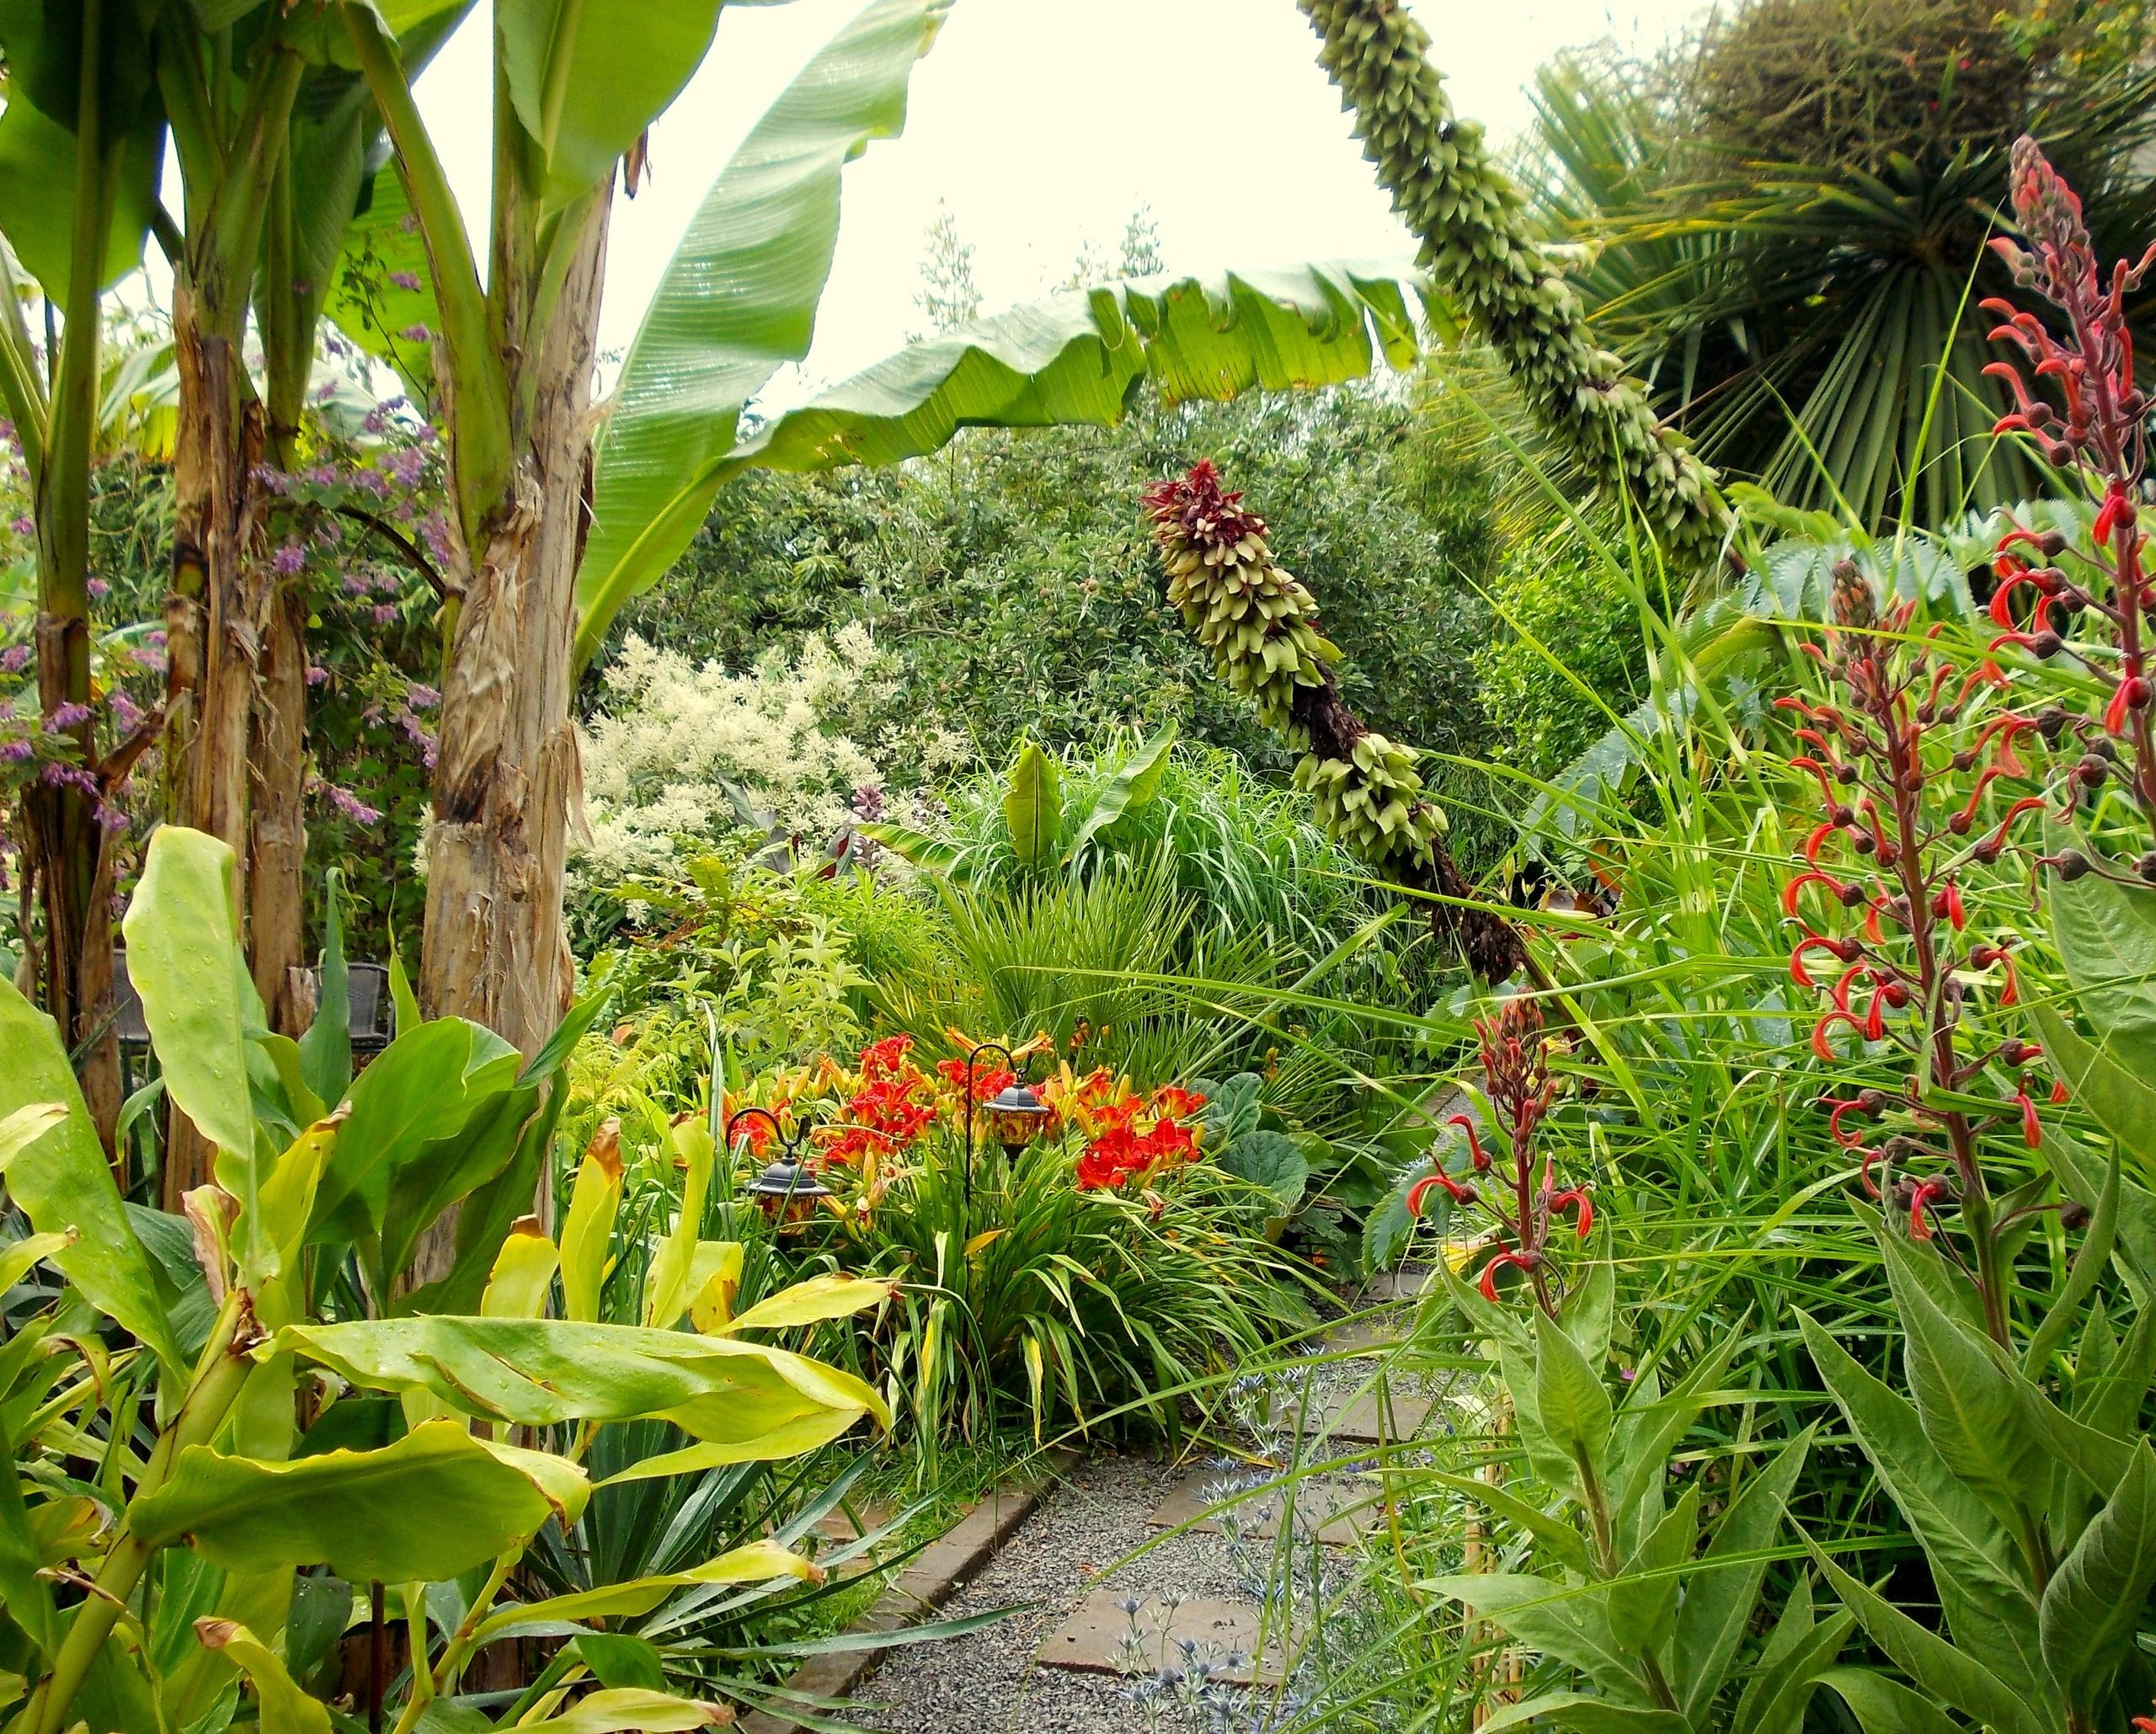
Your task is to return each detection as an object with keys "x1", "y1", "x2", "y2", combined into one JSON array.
[
  {"x1": 1311, "y1": 1389, "x2": 1433, "y2": 1444},
  {"x1": 1145, "y1": 1472, "x2": 1385, "y2": 1546},
  {"x1": 1036, "y1": 1589, "x2": 1287, "y2": 1685}
]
